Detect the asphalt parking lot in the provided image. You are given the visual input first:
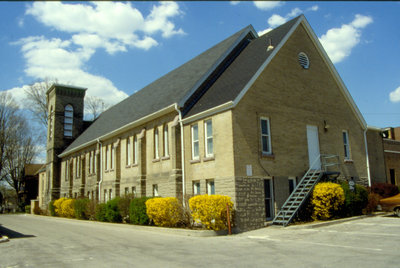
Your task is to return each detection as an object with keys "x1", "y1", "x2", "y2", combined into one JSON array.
[{"x1": 0, "y1": 214, "x2": 399, "y2": 268}]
